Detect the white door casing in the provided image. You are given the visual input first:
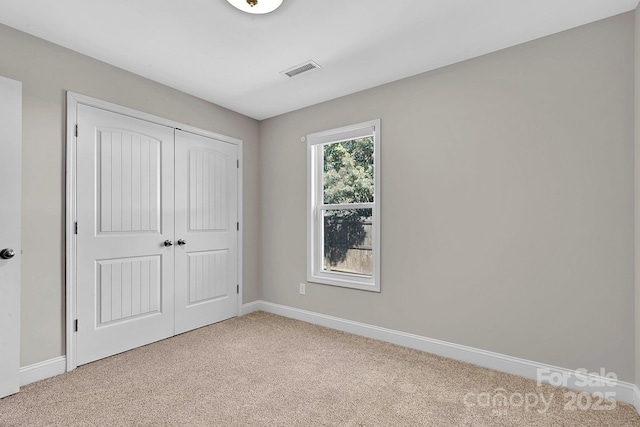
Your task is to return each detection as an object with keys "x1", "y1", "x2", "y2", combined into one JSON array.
[
  {"x1": 67, "y1": 93, "x2": 243, "y2": 369},
  {"x1": 0, "y1": 76, "x2": 21, "y2": 398},
  {"x1": 75, "y1": 105, "x2": 176, "y2": 366},
  {"x1": 174, "y1": 130, "x2": 238, "y2": 334}
]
